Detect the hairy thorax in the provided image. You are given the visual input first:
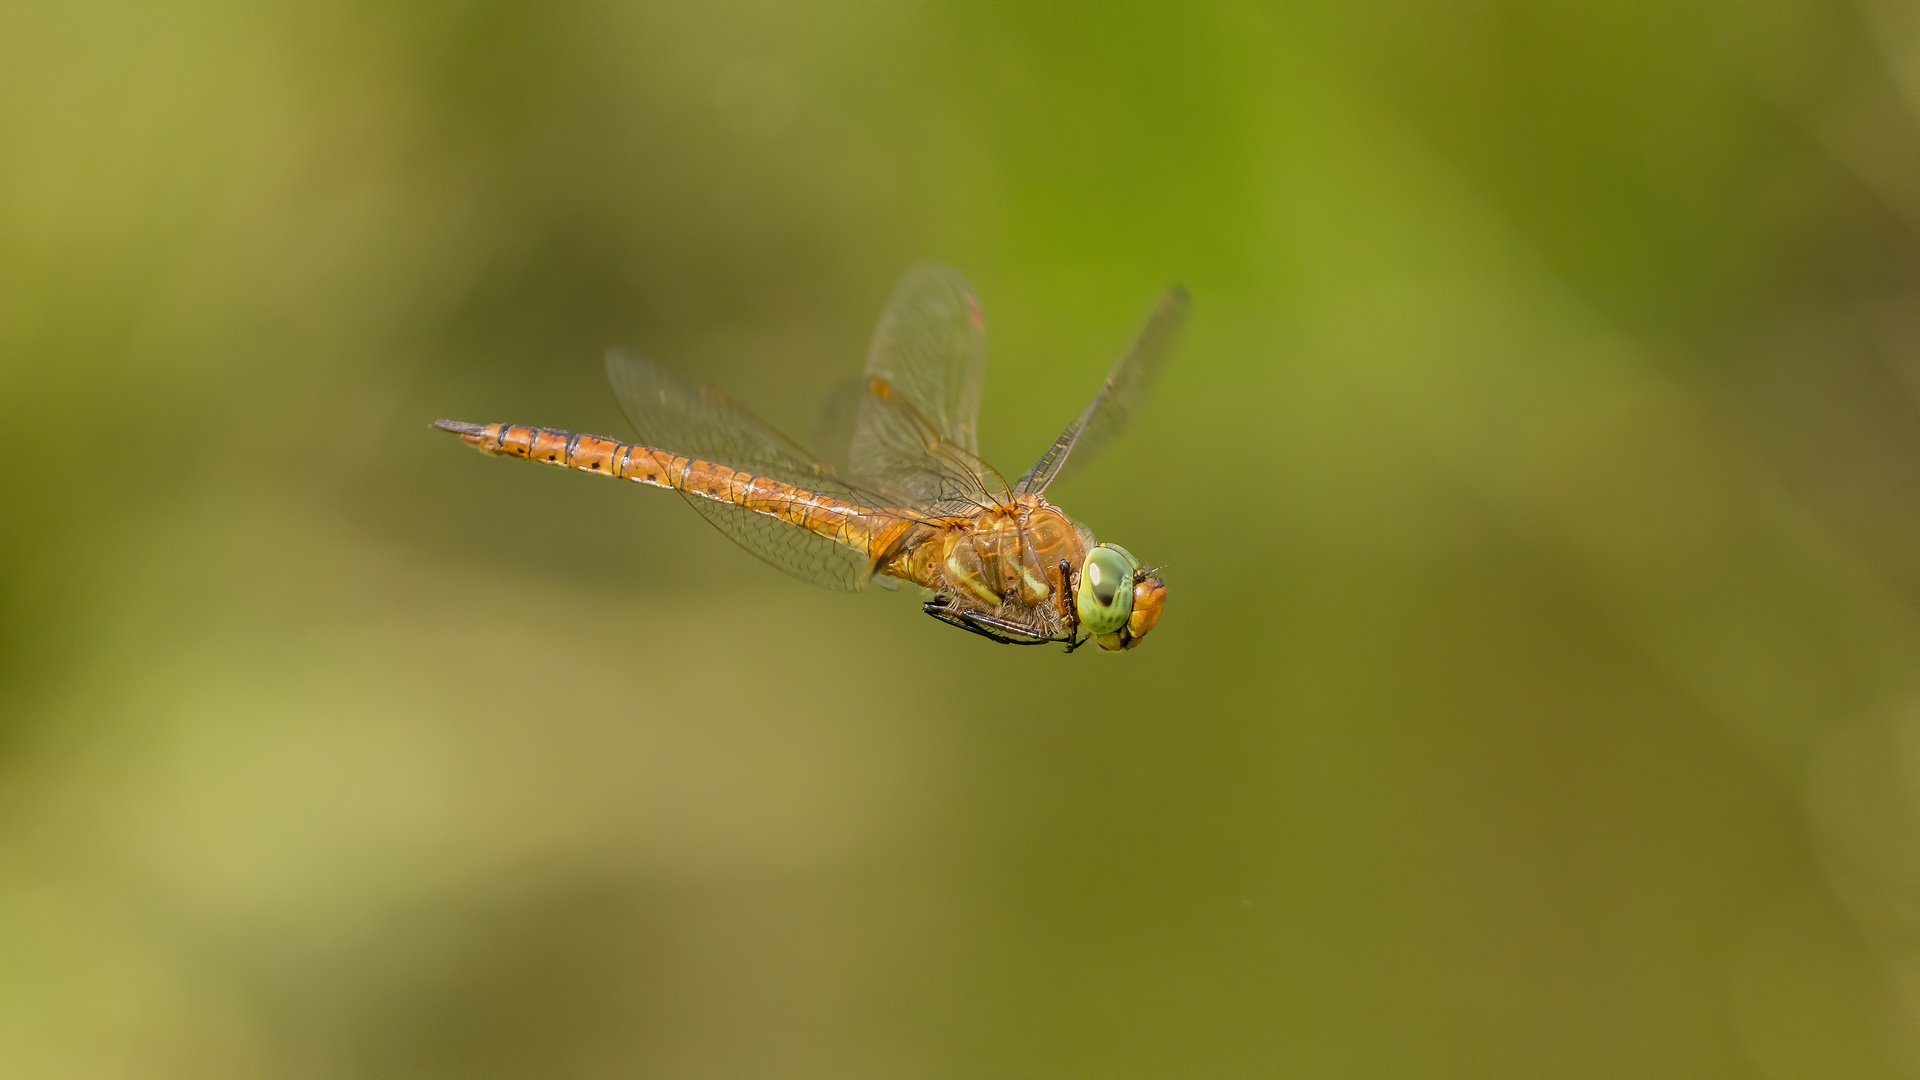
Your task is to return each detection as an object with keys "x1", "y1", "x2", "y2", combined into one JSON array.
[{"x1": 877, "y1": 497, "x2": 1093, "y2": 614}]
